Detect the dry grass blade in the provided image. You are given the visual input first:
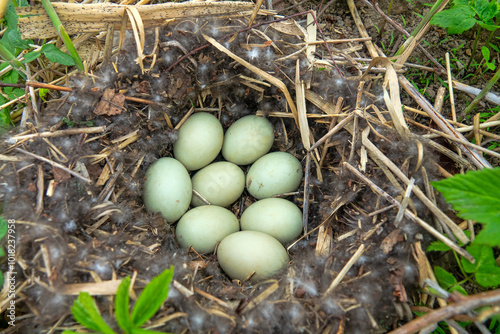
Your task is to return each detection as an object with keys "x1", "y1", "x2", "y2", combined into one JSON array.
[
  {"x1": 202, "y1": 34, "x2": 299, "y2": 124},
  {"x1": 344, "y1": 162, "x2": 474, "y2": 262},
  {"x1": 361, "y1": 131, "x2": 470, "y2": 244},
  {"x1": 399, "y1": 75, "x2": 492, "y2": 169},
  {"x1": 325, "y1": 244, "x2": 366, "y2": 294},
  {"x1": 61, "y1": 280, "x2": 123, "y2": 295},
  {"x1": 295, "y1": 60, "x2": 311, "y2": 150}
]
